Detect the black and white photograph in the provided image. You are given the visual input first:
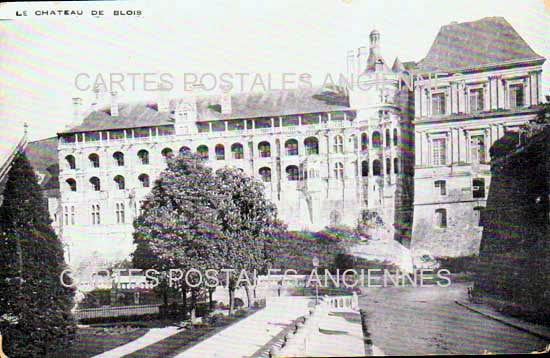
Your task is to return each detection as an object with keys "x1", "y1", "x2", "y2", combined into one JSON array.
[{"x1": 0, "y1": 0, "x2": 549, "y2": 356}]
